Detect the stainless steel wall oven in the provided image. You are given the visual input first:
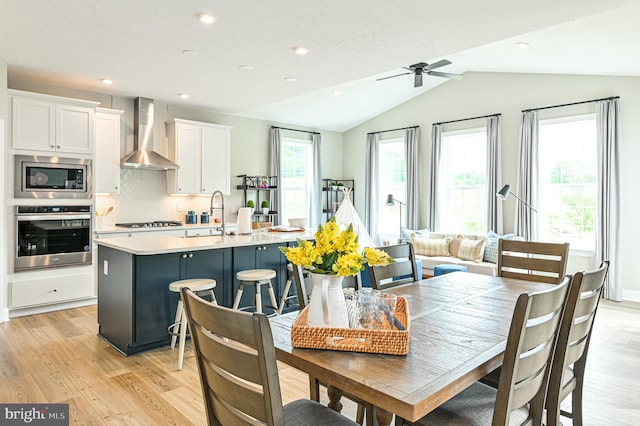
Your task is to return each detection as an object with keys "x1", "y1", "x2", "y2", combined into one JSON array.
[{"x1": 15, "y1": 205, "x2": 92, "y2": 271}]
